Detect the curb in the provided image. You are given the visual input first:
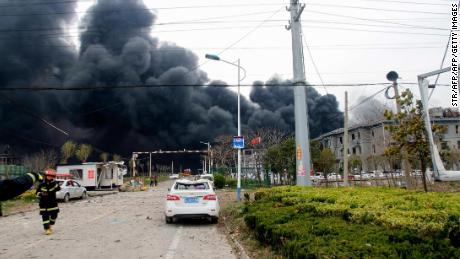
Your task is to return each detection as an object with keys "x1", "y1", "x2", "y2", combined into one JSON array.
[{"x1": 222, "y1": 215, "x2": 250, "y2": 259}]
